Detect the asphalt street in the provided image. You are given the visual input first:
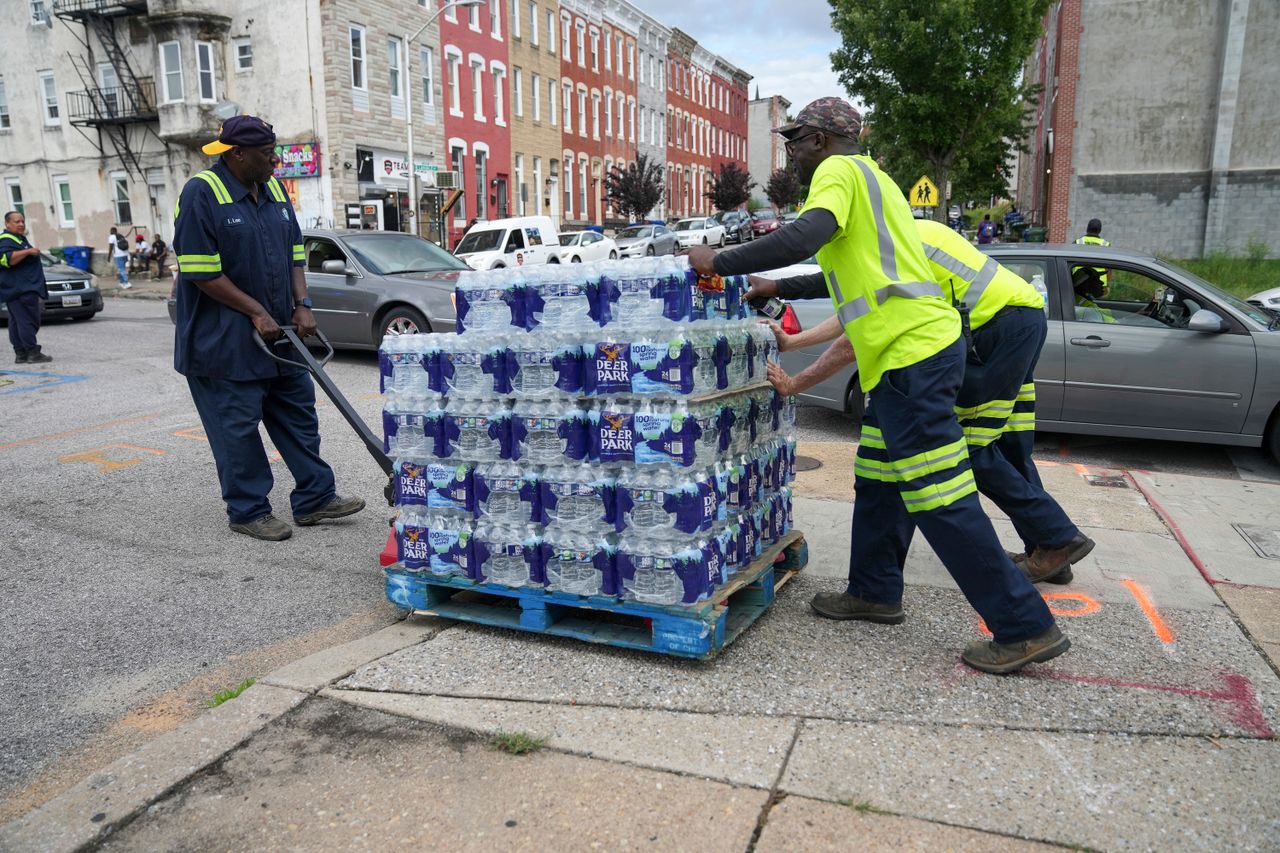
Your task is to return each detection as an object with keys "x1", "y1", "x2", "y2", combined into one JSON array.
[{"x1": 1, "y1": 295, "x2": 1277, "y2": 822}]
